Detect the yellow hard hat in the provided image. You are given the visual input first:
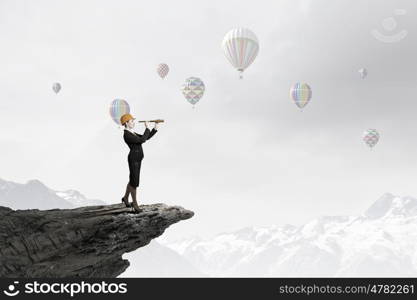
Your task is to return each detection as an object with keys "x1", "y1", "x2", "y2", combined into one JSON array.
[{"x1": 120, "y1": 113, "x2": 135, "y2": 125}]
